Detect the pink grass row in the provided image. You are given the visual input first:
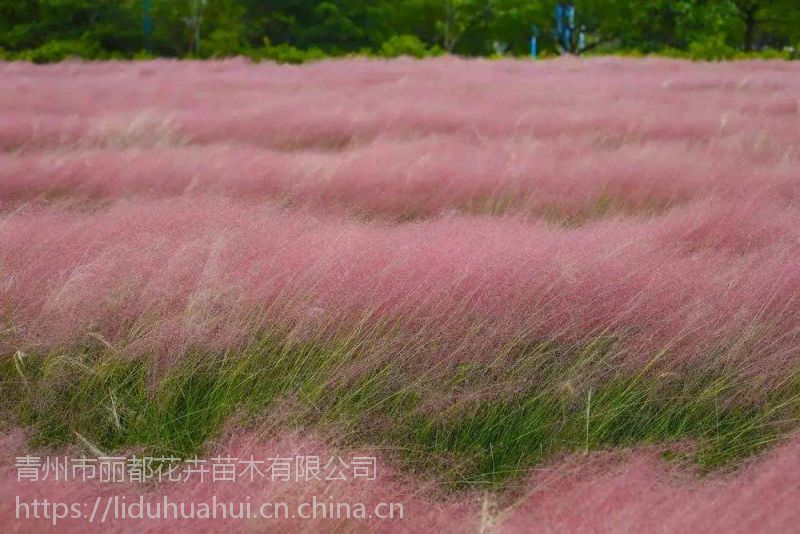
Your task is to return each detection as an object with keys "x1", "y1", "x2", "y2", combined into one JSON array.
[
  {"x1": 3, "y1": 429, "x2": 798, "y2": 533},
  {"x1": 1, "y1": 57, "x2": 799, "y2": 381},
  {"x1": 1, "y1": 197, "x2": 799, "y2": 381}
]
